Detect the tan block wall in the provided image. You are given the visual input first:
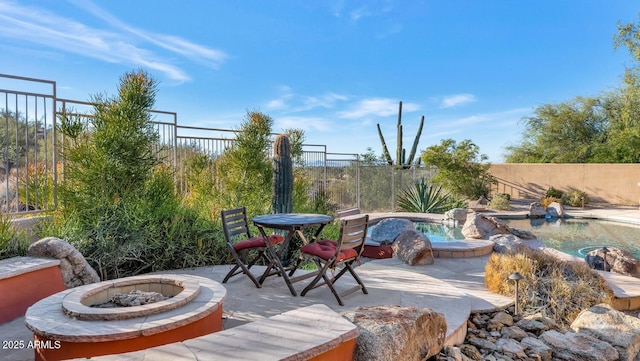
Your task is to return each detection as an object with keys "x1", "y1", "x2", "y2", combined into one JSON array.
[{"x1": 488, "y1": 163, "x2": 640, "y2": 205}]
